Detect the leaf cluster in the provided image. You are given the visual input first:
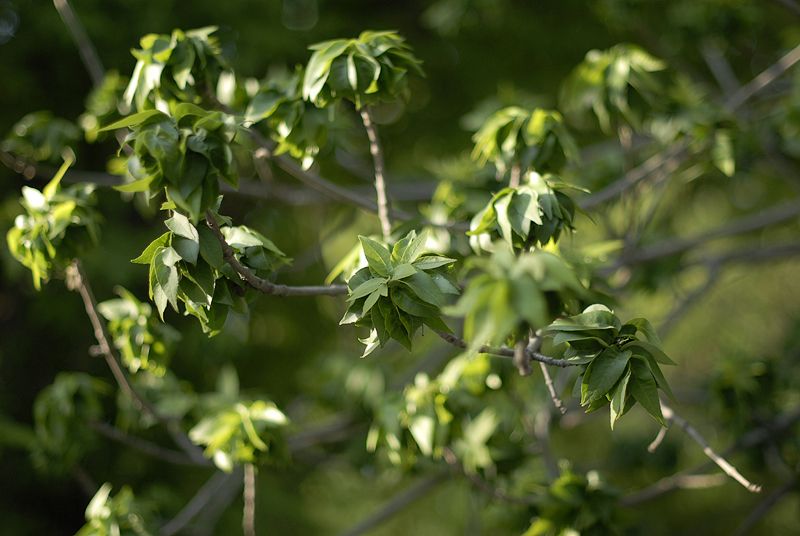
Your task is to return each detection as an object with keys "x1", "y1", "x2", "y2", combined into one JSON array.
[
  {"x1": 524, "y1": 468, "x2": 621, "y2": 536},
  {"x1": 97, "y1": 287, "x2": 180, "y2": 375},
  {"x1": 6, "y1": 162, "x2": 100, "y2": 289},
  {"x1": 124, "y1": 26, "x2": 227, "y2": 112},
  {"x1": 32, "y1": 373, "x2": 109, "y2": 474},
  {"x1": 468, "y1": 172, "x2": 579, "y2": 253},
  {"x1": 76, "y1": 483, "x2": 154, "y2": 536},
  {"x1": 103, "y1": 105, "x2": 239, "y2": 222},
  {"x1": 544, "y1": 304, "x2": 675, "y2": 428},
  {"x1": 447, "y1": 249, "x2": 586, "y2": 353},
  {"x1": 188, "y1": 367, "x2": 288, "y2": 472},
  {"x1": 560, "y1": 44, "x2": 665, "y2": 132},
  {"x1": 302, "y1": 31, "x2": 423, "y2": 109},
  {"x1": 133, "y1": 212, "x2": 288, "y2": 334},
  {"x1": 246, "y1": 67, "x2": 331, "y2": 169},
  {"x1": 340, "y1": 231, "x2": 458, "y2": 357},
  {"x1": 471, "y1": 107, "x2": 578, "y2": 175}
]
